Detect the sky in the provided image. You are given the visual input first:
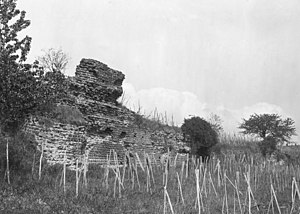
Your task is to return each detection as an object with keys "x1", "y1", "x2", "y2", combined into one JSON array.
[{"x1": 18, "y1": 0, "x2": 300, "y2": 141}]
